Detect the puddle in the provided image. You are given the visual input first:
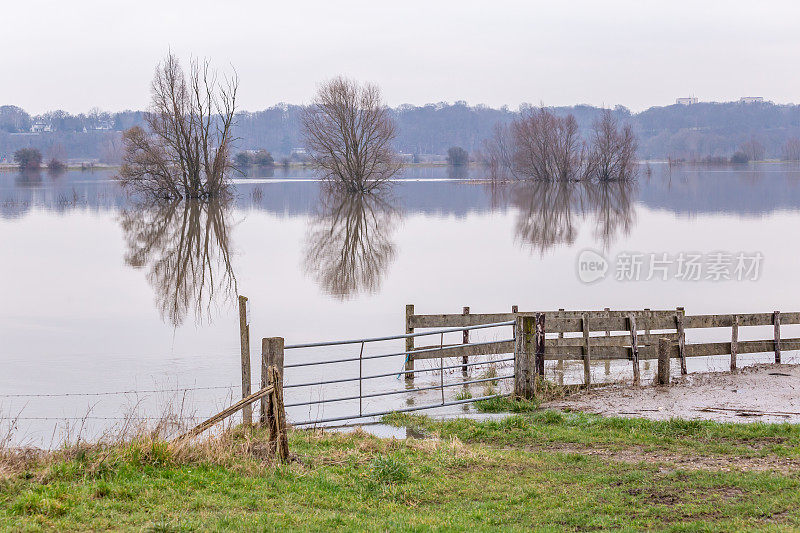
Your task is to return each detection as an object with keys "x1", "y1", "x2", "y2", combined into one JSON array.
[{"x1": 318, "y1": 411, "x2": 513, "y2": 439}]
